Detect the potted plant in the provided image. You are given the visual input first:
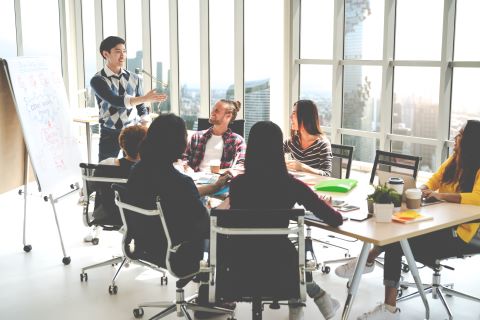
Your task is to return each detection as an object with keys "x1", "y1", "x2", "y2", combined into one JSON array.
[{"x1": 369, "y1": 184, "x2": 401, "y2": 222}]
